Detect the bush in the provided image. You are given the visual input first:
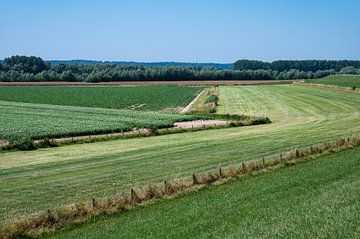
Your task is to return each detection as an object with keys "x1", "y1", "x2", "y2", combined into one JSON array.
[{"x1": 7, "y1": 137, "x2": 37, "y2": 151}]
